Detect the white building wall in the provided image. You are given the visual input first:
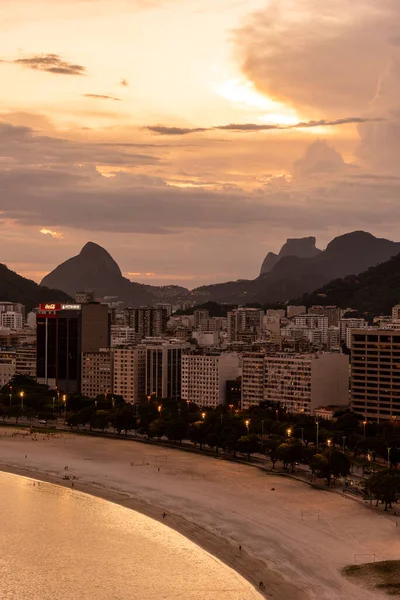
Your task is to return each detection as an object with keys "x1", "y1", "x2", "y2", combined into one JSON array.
[{"x1": 310, "y1": 354, "x2": 349, "y2": 412}]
